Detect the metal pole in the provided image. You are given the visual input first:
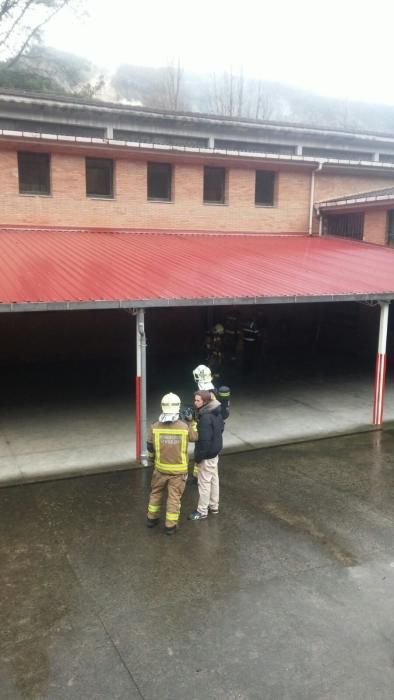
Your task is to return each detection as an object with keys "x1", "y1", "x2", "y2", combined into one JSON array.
[
  {"x1": 373, "y1": 301, "x2": 389, "y2": 425},
  {"x1": 137, "y1": 309, "x2": 149, "y2": 465},
  {"x1": 139, "y1": 309, "x2": 149, "y2": 465},
  {"x1": 135, "y1": 310, "x2": 142, "y2": 459}
]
